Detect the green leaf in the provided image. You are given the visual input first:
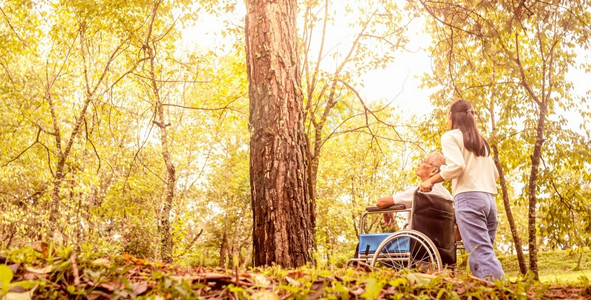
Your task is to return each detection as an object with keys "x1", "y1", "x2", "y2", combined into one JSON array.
[
  {"x1": 0, "y1": 265, "x2": 14, "y2": 285},
  {"x1": 361, "y1": 277, "x2": 382, "y2": 300},
  {"x1": 0, "y1": 264, "x2": 14, "y2": 294},
  {"x1": 66, "y1": 285, "x2": 76, "y2": 294}
]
